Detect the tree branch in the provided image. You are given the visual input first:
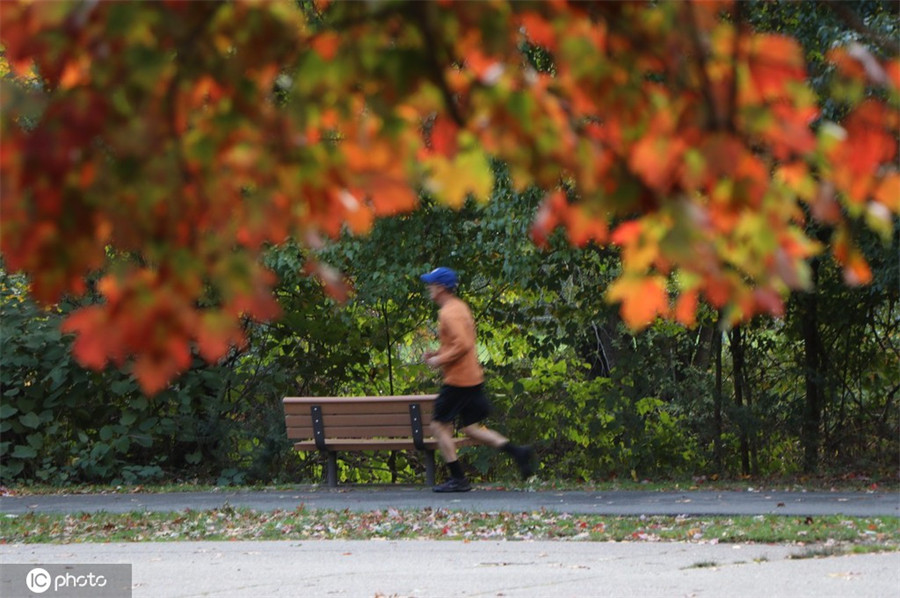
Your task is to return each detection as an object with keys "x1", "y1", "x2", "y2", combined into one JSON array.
[
  {"x1": 685, "y1": 1, "x2": 727, "y2": 132},
  {"x1": 727, "y1": 1, "x2": 743, "y2": 134},
  {"x1": 826, "y1": 1, "x2": 898, "y2": 57},
  {"x1": 410, "y1": 2, "x2": 466, "y2": 128}
]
